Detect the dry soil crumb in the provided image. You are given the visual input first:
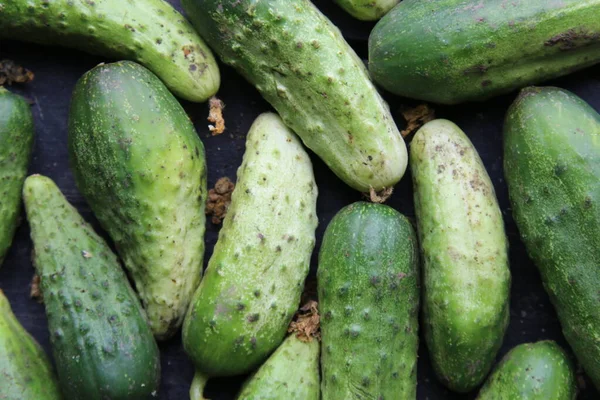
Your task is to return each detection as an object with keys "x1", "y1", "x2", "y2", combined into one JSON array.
[
  {"x1": 208, "y1": 96, "x2": 225, "y2": 135},
  {"x1": 0, "y1": 60, "x2": 34, "y2": 86},
  {"x1": 401, "y1": 104, "x2": 435, "y2": 138},
  {"x1": 288, "y1": 300, "x2": 320, "y2": 342},
  {"x1": 30, "y1": 274, "x2": 43, "y2": 303},
  {"x1": 206, "y1": 177, "x2": 235, "y2": 224}
]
